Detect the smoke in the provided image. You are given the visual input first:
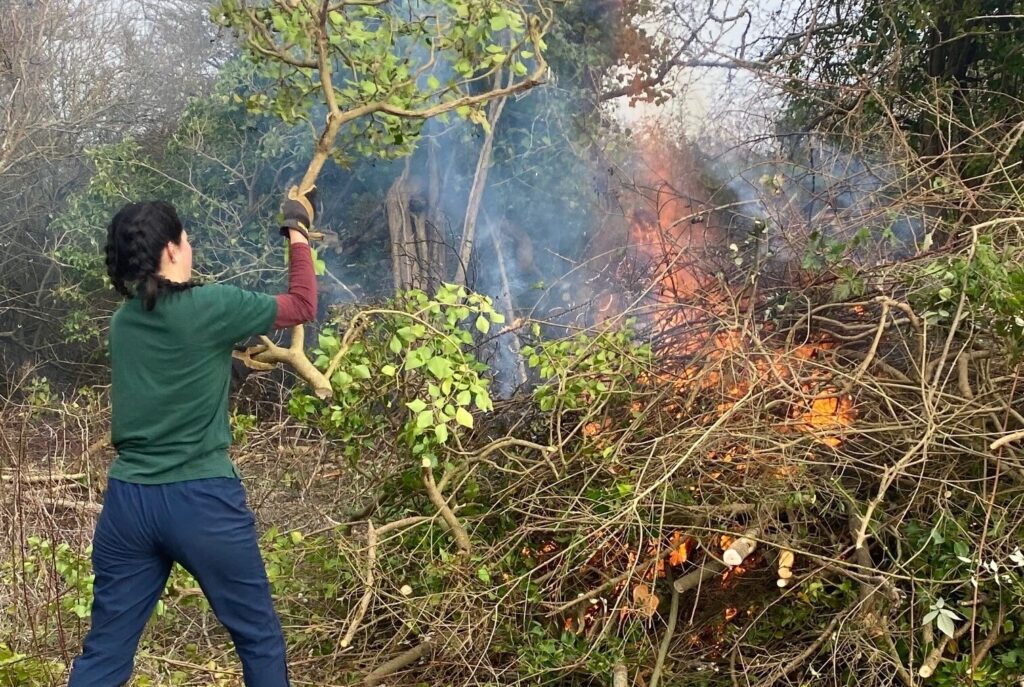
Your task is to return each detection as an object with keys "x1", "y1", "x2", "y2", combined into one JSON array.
[
  {"x1": 702, "y1": 135, "x2": 933, "y2": 269},
  {"x1": 308, "y1": 5, "x2": 936, "y2": 394}
]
